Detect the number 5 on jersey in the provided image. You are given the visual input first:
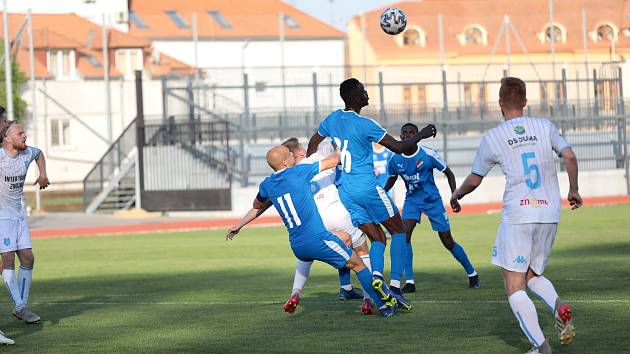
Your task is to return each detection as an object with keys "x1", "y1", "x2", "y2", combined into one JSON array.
[
  {"x1": 521, "y1": 152, "x2": 541, "y2": 189},
  {"x1": 333, "y1": 137, "x2": 352, "y2": 173}
]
